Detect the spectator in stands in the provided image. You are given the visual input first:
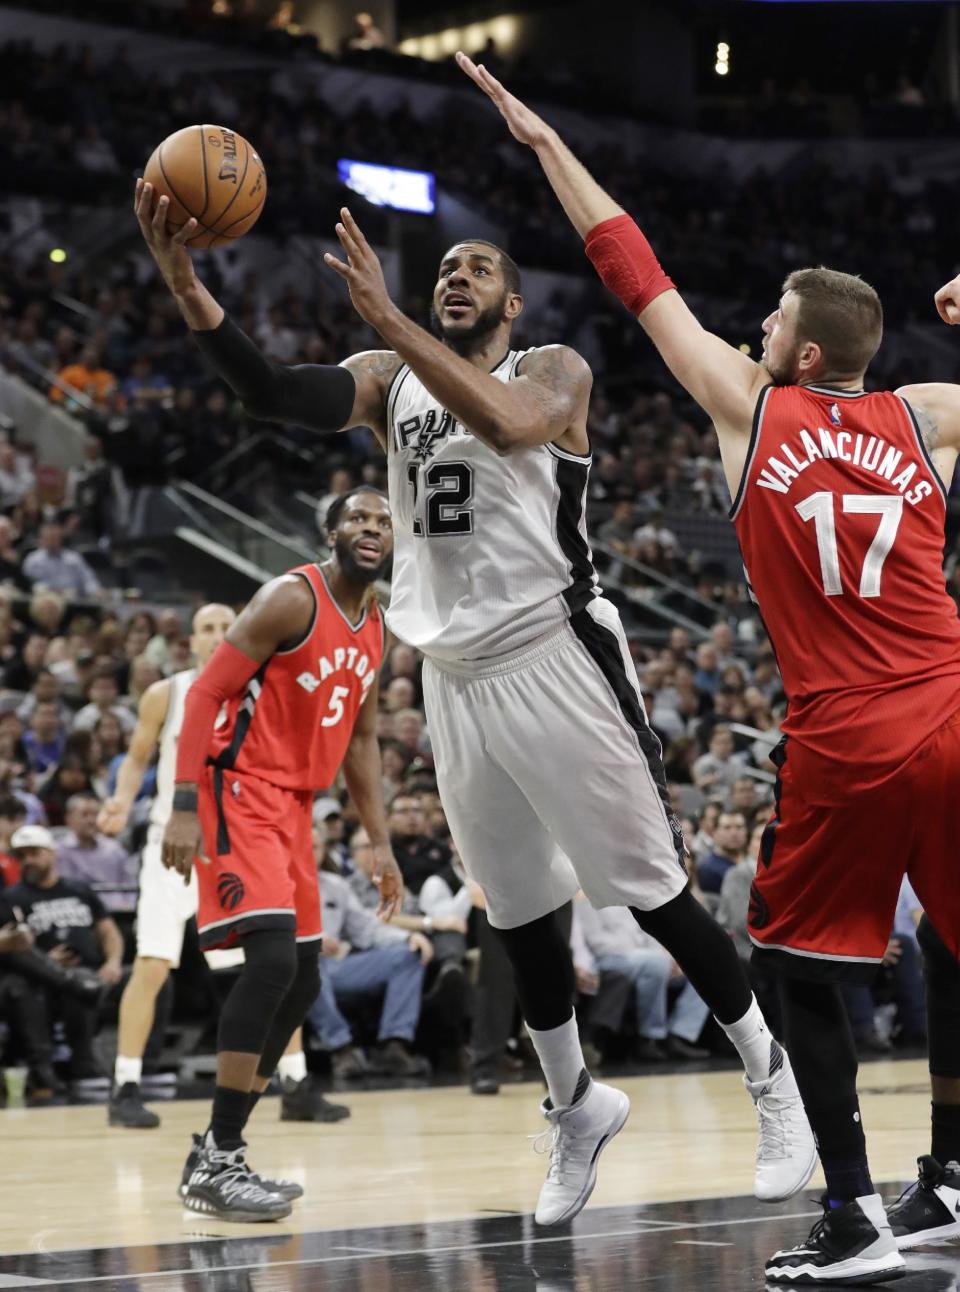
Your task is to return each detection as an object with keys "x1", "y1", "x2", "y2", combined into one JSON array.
[
  {"x1": 727, "y1": 774, "x2": 768, "y2": 816},
  {"x1": 697, "y1": 809, "x2": 749, "y2": 895},
  {"x1": 38, "y1": 751, "x2": 97, "y2": 828},
  {"x1": 72, "y1": 667, "x2": 136, "y2": 737},
  {"x1": 312, "y1": 797, "x2": 350, "y2": 873},
  {"x1": 380, "y1": 739, "x2": 410, "y2": 802},
  {"x1": 692, "y1": 725, "x2": 748, "y2": 797},
  {"x1": 308, "y1": 841, "x2": 431, "y2": 1078},
  {"x1": 120, "y1": 354, "x2": 173, "y2": 408},
  {"x1": 0, "y1": 437, "x2": 35, "y2": 509},
  {"x1": 123, "y1": 656, "x2": 162, "y2": 709},
  {"x1": 693, "y1": 642, "x2": 721, "y2": 695},
  {"x1": 66, "y1": 435, "x2": 113, "y2": 542},
  {"x1": 3, "y1": 631, "x2": 50, "y2": 692},
  {"x1": 21, "y1": 701, "x2": 66, "y2": 775},
  {"x1": 0, "y1": 517, "x2": 25, "y2": 590},
  {"x1": 5, "y1": 823, "x2": 123, "y2": 1080},
  {"x1": 384, "y1": 675, "x2": 416, "y2": 713},
  {"x1": 0, "y1": 794, "x2": 26, "y2": 887},
  {"x1": 143, "y1": 608, "x2": 183, "y2": 675},
  {"x1": 717, "y1": 819, "x2": 780, "y2": 1033},
  {"x1": 347, "y1": 10, "x2": 386, "y2": 50},
  {"x1": 22, "y1": 521, "x2": 101, "y2": 598},
  {"x1": 28, "y1": 590, "x2": 67, "y2": 640},
  {"x1": 55, "y1": 794, "x2": 137, "y2": 915},
  {"x1": 393, "y1": 708, "x2": 428, "y2": 758},
  {"x1": 389, "y1": 791, "x2": 451, "y2": 897},
  {"x1": 48, "y1": 344, "x2": 117, "y2": 408},
  {"x1": 16, "y1": 668, "x2": 70, "y2": 729},
  {"x1": 574, "y1": 899, "x2": 710, "y2": 1062}
]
